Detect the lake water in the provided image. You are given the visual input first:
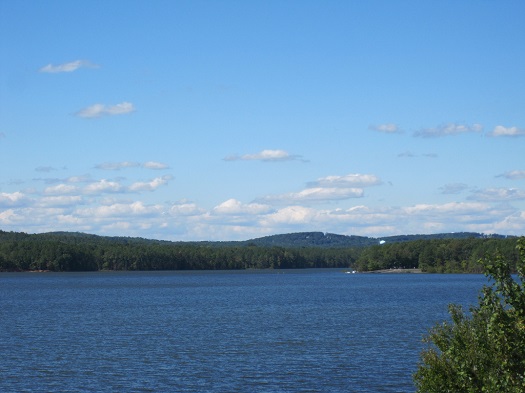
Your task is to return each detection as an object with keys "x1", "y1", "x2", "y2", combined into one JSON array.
[{"x1": 0, "y1": 270, "x2": 487, "y2": 392}]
